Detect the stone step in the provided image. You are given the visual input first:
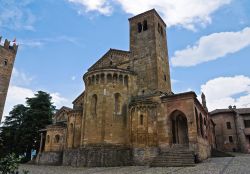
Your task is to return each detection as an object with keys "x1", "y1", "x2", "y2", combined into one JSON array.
[
  {"x1": 150, "y1": 148, "x2": 195, "y2": 167},
  {"x1": 151, "y1": 163, "x2": 195, "y2": 167},
  {"x1": 153, "y1": 158, "x2": 194, "y2": 161}
]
